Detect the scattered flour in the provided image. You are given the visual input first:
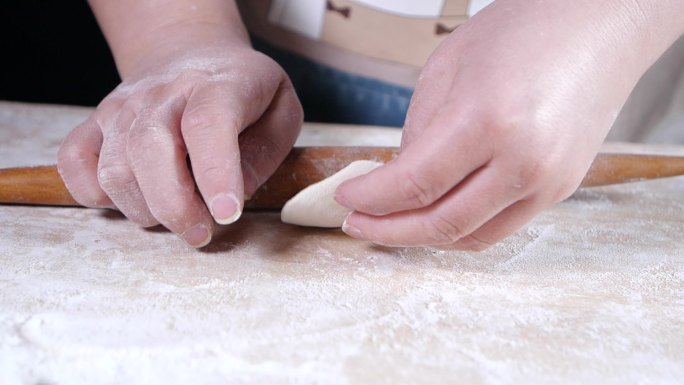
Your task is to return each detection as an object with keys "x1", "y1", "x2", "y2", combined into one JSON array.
[{"x1": 1, "y1": 102, "x2": 684, "y2": 384}]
